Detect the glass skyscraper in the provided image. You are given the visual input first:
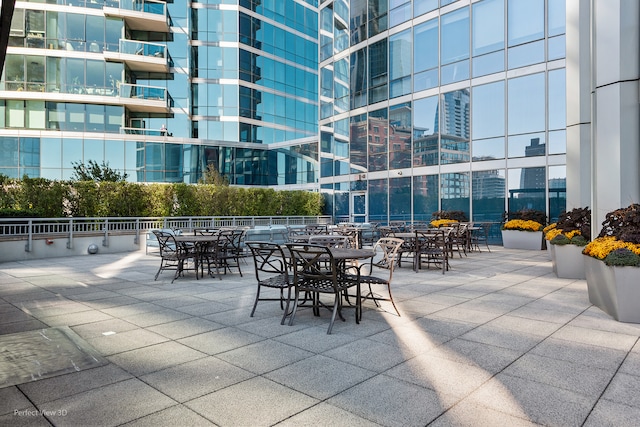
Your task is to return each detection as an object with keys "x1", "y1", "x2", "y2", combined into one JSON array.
[
  {"x1": 4, "y1": 0, "x2": 637, "y2": 228},
  {"x1": 320, "y1": 0, "x2": 567, "y2": 224},
  {"x1": 0, "y1": 0, "x2": 320, "y2": 187}
]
